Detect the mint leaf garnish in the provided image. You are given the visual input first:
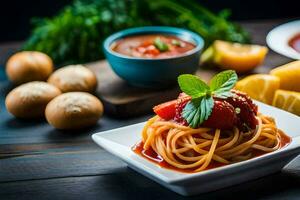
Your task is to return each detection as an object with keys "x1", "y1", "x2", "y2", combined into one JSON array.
[
  {"x1": 154, "y1": 37, "x2": 169, "y2": 52},
  {"x1": 177, "y1": 70, "x2": 238, "y2": 128},
  {"x1": 210, "y1": 70, "x2": 237, "y2": 95},
  {"x1": 178, "y1": 74, "x2": 210, "y2": 99},
  {"x1": 213, "y1": 91, "x2": 233, "y2": 99},
  {"x1": 182, "y1": 96, "x2": 214, "y2": 128}
]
